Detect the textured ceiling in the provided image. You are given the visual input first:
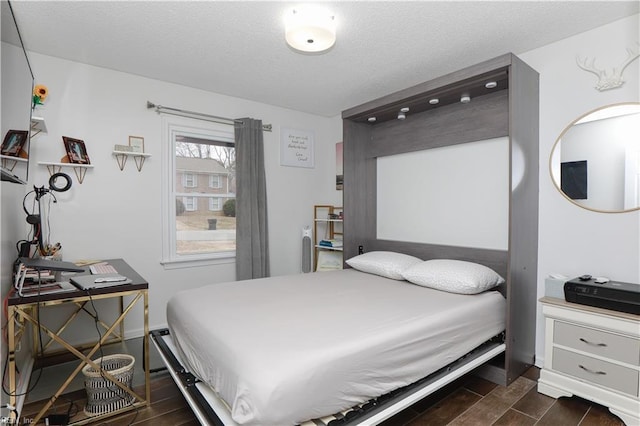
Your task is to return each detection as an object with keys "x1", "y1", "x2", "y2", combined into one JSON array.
[{"x1": 6, "y1": 1, "x2": 640, "y2": 117}]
